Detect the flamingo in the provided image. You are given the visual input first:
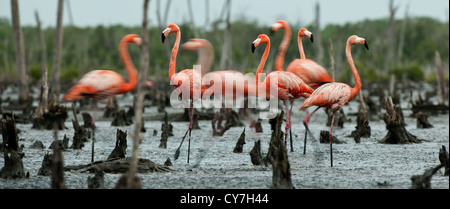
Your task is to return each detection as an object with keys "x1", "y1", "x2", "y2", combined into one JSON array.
[
  {"x1": 162, "y1": 24, "x2": 206, "y2": 163},
  {"x1": 271, "y1": 21, "x2": 334, "y2": 152},
  {"x1": 252, "y1": 34, "x2": 314, "y2": 145},
  {"x1": 181, "y1": 38, "x2": 214, "y2": 74},
  {"x1": 62, "y1": 34, "x2": 141, "y2": 163},
  {"x1": 299, "y1": 35, "x2": 369, "y2": 167},
  {"x1": 182, "y1": 38, "x2": 257, "y2": 104},
  {"x1": 270, "y1": 20, "x2": 292, "y2": 72}
]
